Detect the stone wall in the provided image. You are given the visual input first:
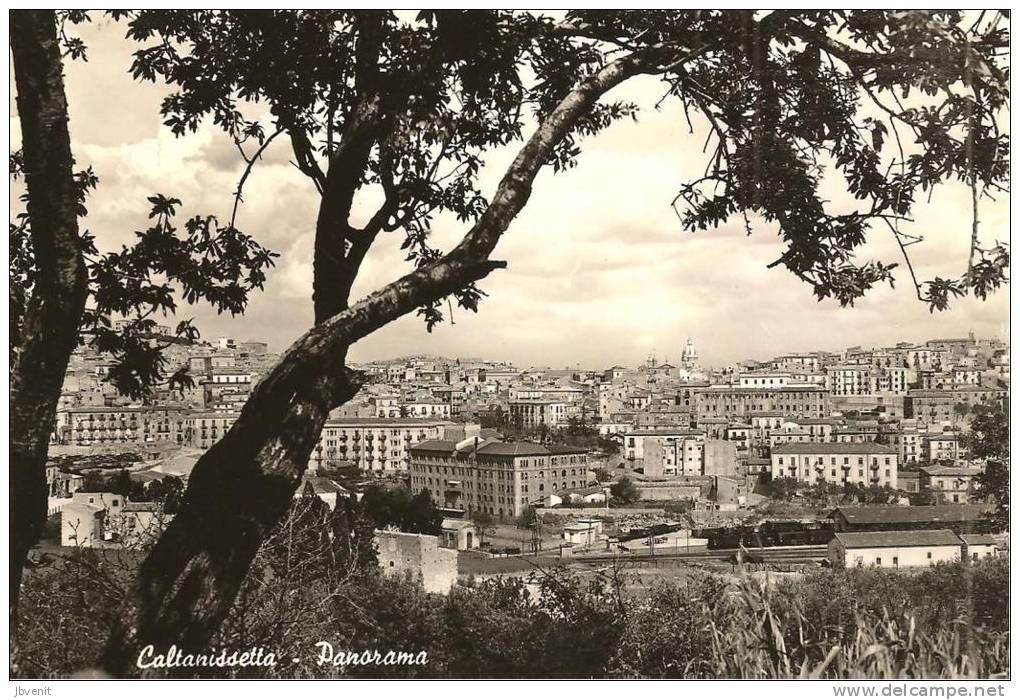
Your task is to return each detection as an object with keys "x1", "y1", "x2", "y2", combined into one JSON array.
[{"x1": 375, "y1": 530, "x2": 458, "y2": 594}]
